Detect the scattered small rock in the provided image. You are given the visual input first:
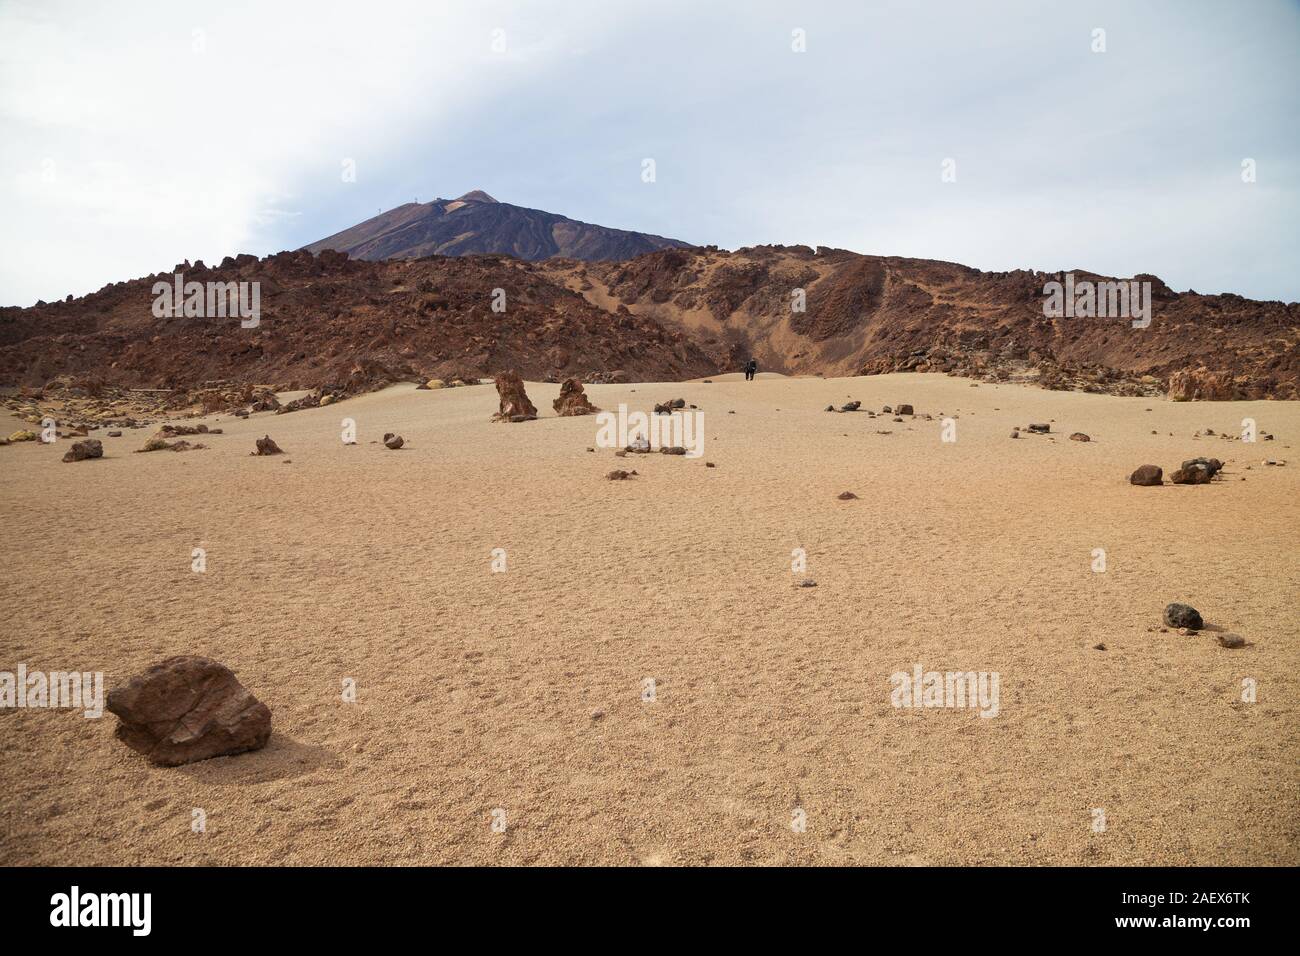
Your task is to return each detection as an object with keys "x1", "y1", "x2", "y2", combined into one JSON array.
[
  {"x1": 384, "y1": 434, "x2": 405, "y2": 450},
  {"x1": 1217, "y1": 633, "x2": 1245, "y2": 649},
  {"x1": 837, "y1": 491, "x2": 858, "y2": 500},
  {"x1": 1163, "y1": 603, "x2": 1204, "y2": 630},
  {"x1": 140, "y1": 437, "x2": 206, "y2": 453},
  {"x1": 61, "y1": 439, "x2": 103, "y2": 463},
  {"x1": 253, "y1": 435, "x2": 283, "y2": 456},
  {"x1": 606, "y1": 469, "x2": 633, "y2": 480},
  {"x1": 1069, "y1": 433, "x2": 1091, "y2": 442}
]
